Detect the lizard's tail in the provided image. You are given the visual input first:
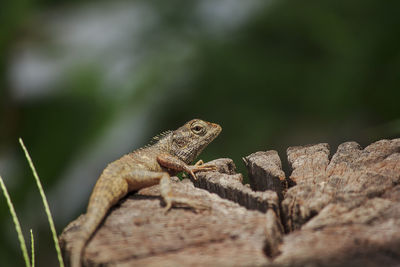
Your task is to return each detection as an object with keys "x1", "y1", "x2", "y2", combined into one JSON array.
[
  {"x1": 70, "y1": 238, "x2": 86, "y2": 267},
  {"x1": 69, "y1": 212, "x2": 101, "y2": 267},
  {"x1": 69, "y1": 197, "x2": 115, "y2": 267},
  {"x1": 69, "y1": 208, "x2": 109, "y2": 267},
  {"x1": 70, "y1": 176, "x2": 128, "y2": 267}
]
